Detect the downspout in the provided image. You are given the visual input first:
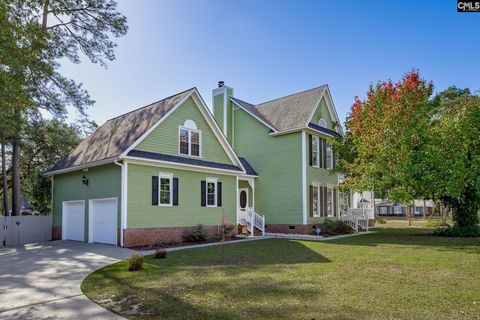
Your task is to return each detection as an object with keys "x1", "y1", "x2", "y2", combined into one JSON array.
[{"x1": 114, "y1": 159, "x2": 124, "y2": 247}]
